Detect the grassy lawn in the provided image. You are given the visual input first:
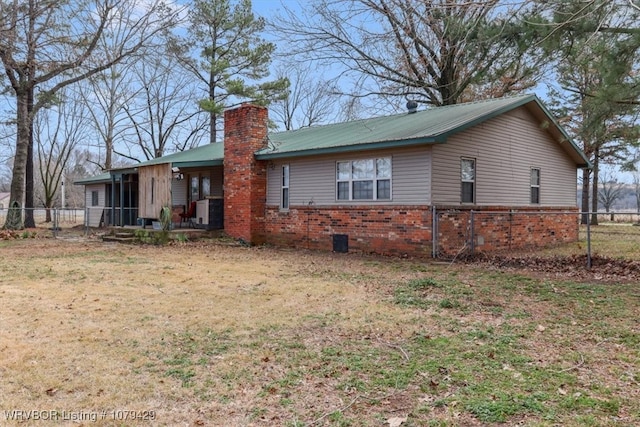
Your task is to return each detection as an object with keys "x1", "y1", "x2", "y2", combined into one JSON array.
[
  {"x1": 0, "y1": 238, "x2": 638, "y2": 426},
  {"x1": 525, "y1": 224, "x2": 640, "y2": 261},
  {"x1": 583, "y1": 224, "x2": 640, "y2": 260}
]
